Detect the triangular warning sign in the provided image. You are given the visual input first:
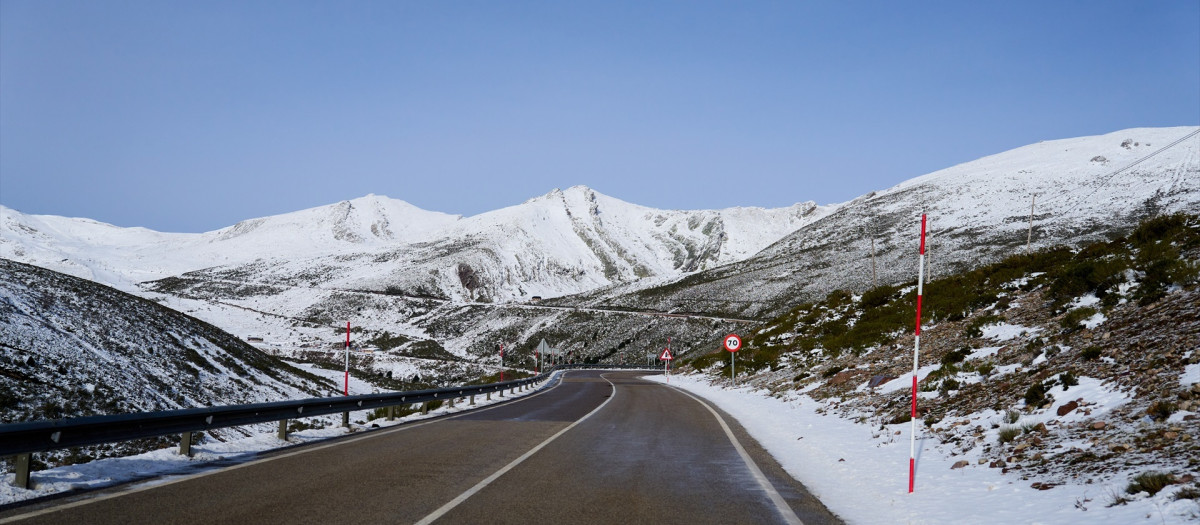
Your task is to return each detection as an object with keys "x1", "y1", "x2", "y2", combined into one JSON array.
[{"x1": 659, "y1": 347, "x2": 673, "y2": 361}]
